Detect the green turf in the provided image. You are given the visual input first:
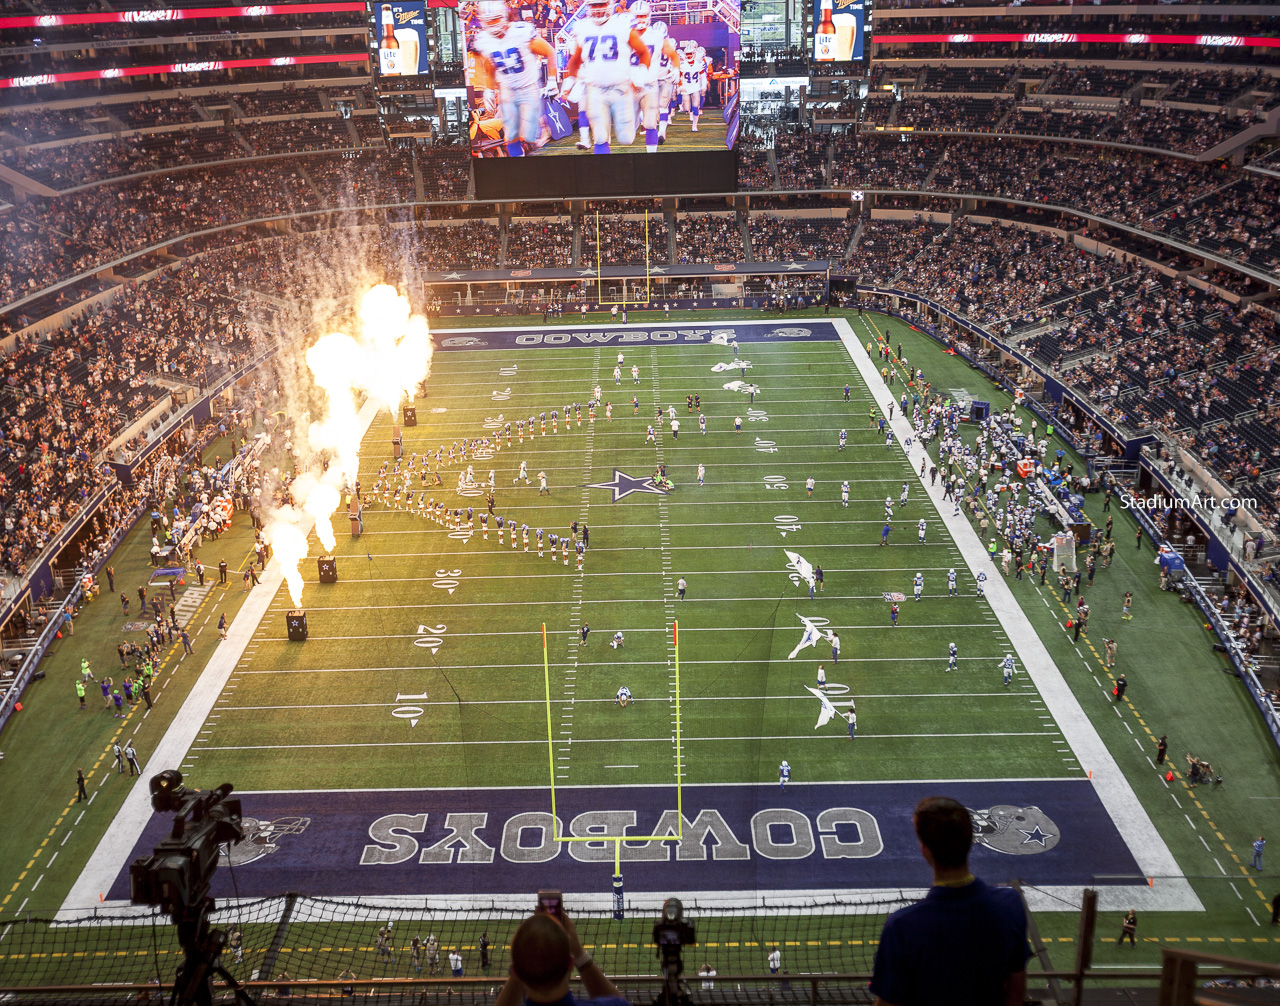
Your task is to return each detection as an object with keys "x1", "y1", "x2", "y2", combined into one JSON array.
[
  {"x1": 537, "y1": 108, "x2": 728, "y2": 154},
  {"x1": 186, "y1": 336, "x2": 1071, "y2": 797},
  {"x1": 4, "y1": 309, "x2": 1280, "y2": 988}
]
